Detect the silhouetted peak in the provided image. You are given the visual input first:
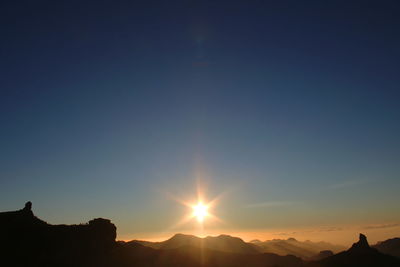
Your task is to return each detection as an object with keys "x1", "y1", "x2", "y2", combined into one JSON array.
[
  {"x1": 88, "y1": 218, "x2": 117, "y2": 243},
  {"x1": 169, "y1": 233, "x2": 197, "y2": 241},
  {"x1": 19, "y1": 201, "x2": 34, "y2": 219},
  {"x1": 159, "y1": 234, "x2": 201, "y2": 250},
  {"x1": 358, "y1": 233, "x2": 369, "y2": 247},
  {"x1": 173, "y1": 233, "x2": 193, "y2": 238},
  {"x1": 349, "y1": 233, "x2": 371, "y2": 252},
  {"x1": 23, "y1": 201, "x2": 32, "y2": 211},
  {"x1": 217, "y1": 234, "x2": 235, "y2": 239},
  {"x1": 205, "y1": 234, "x2": 246, "y2": 243},
  {"x1": 287, "y1": 237, "x2": 297, "y2": 242},
  {"x1": 21, "y1": 201, "x2": 34, "y2": 217}
]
